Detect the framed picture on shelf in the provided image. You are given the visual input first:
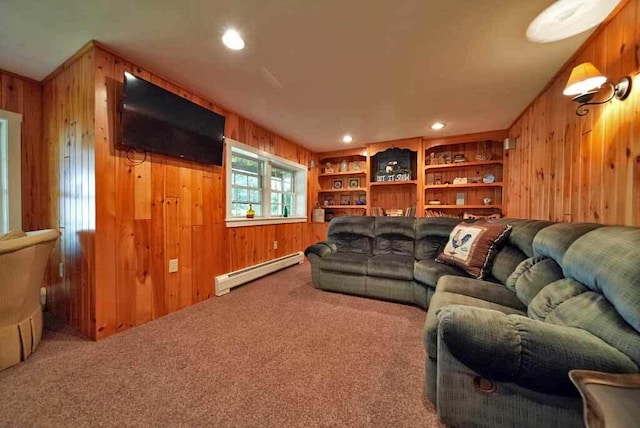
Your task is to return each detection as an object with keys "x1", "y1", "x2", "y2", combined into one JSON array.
[
  {"x1": 340, "y1": 194, "x2": 351, "y2": 205},
  {"x1": 323, "y1": 195, "x2": 334, "y2": 206},
  {"x1": 332, "y1": 179, "x2": 343, "y2": 189},
  {"x1": 348, "y1": 177, "x2": 360, "y2": 189}
]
